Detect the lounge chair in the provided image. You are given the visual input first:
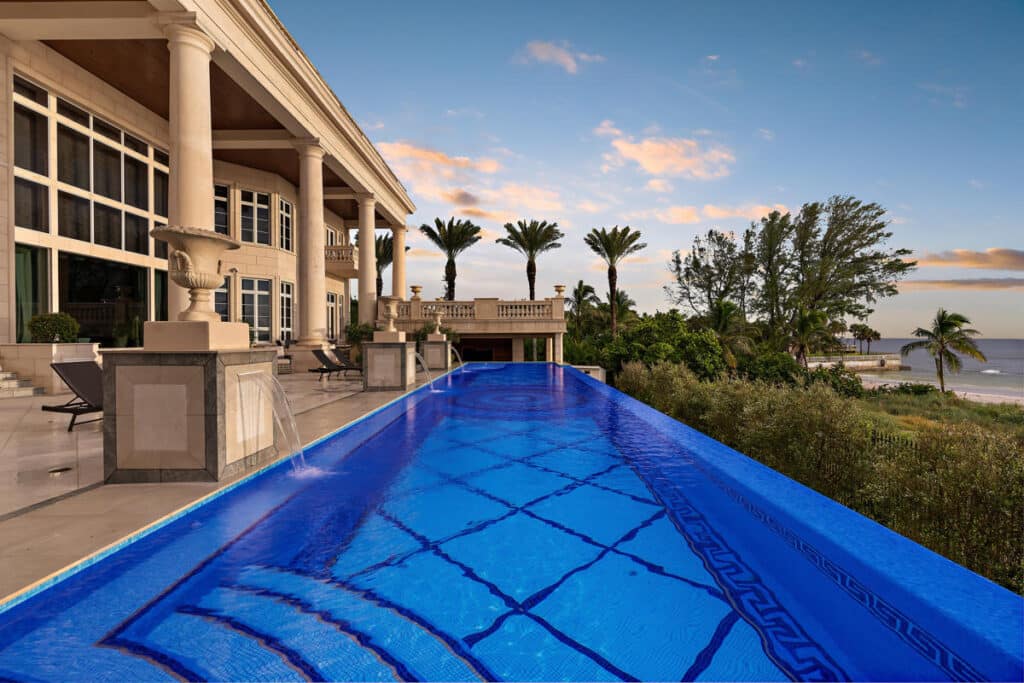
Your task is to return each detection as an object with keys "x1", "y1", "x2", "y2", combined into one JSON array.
[
  {"x1": 330, "y1": 347, "x2": 362, "y2": 375},
  {"x1": 308, "y1": 349, "x2": 361, "y2": 381},
  {"x1": 42, "y1": 361, "x2": 104, "y2": 431}
]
